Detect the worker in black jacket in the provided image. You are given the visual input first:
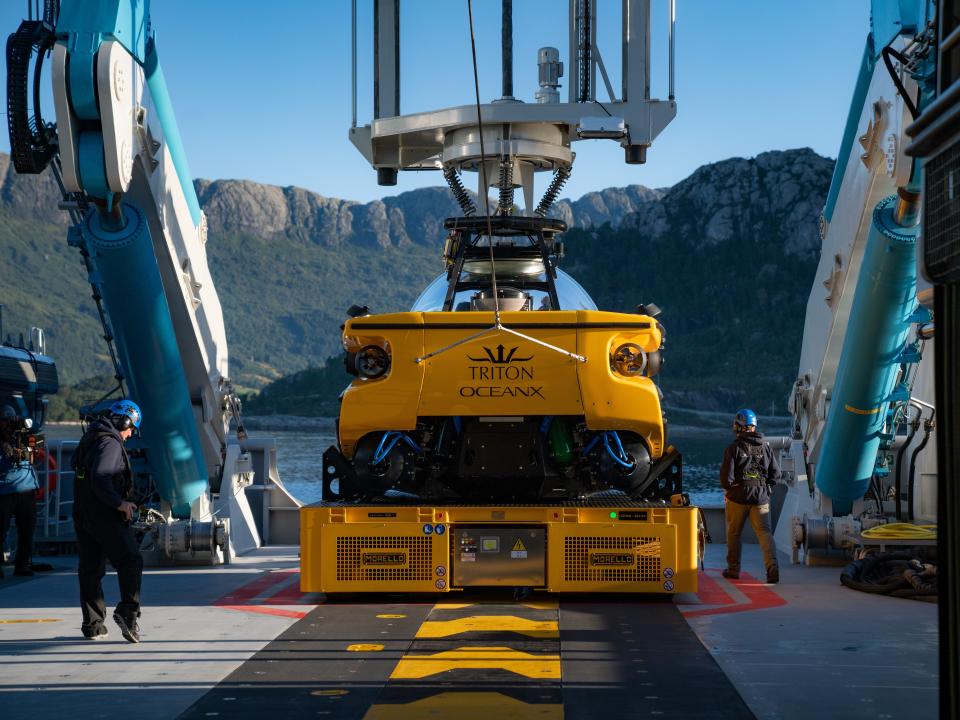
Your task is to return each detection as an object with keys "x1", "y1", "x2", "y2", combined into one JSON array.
[
  {"x1": 0, "y1": 405, "x2": 39, "y2": 578},
  {"x1": 720, "y1": 408, "x2": 781, "y2": 584},
  {"x1": 72, "y1": 400, "x2": 143, "y2": 642}
]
